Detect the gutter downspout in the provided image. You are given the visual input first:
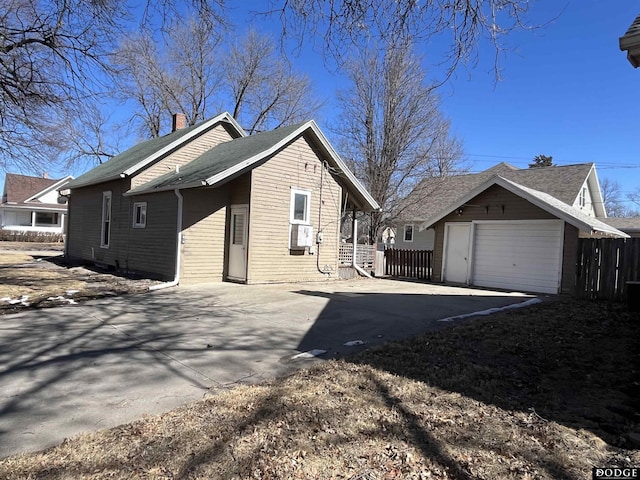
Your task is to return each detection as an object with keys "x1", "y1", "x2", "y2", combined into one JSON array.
[
  {"x1": 351, "y1": 215, "x2": 373, "y2": 279},
  {"x1": 149, "y1": 188, "x2": 183, "y2": 291}
]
